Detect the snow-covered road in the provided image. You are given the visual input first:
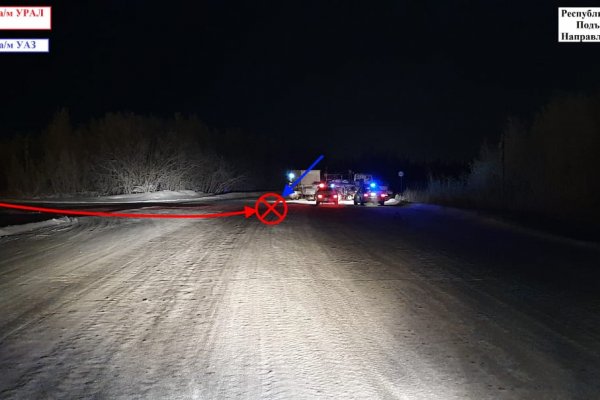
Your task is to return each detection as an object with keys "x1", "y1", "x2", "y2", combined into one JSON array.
[{"x1": 1, "y1": 200, "x2": 600, "y2": 399}]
